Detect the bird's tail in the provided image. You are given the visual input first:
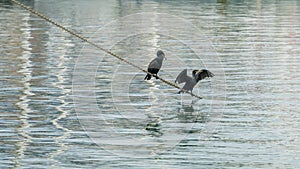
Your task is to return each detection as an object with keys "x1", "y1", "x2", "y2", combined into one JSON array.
[{"x1": 144, "y1": 74, "x2": 152, "y2": 80}]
